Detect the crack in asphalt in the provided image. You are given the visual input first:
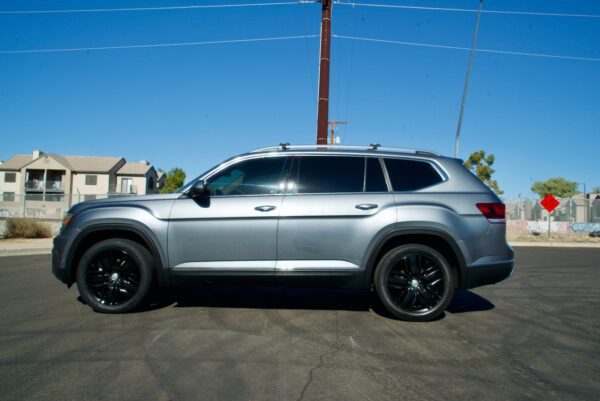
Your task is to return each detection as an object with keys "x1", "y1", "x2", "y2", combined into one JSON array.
[{"x1": 295, "y1": 311, "x2": 341, "y2": 401}]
